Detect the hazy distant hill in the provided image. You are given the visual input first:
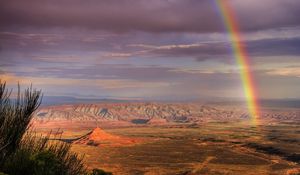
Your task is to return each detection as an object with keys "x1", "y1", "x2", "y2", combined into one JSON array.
[
  {"x1": 208, "y1": 99, "x2": 300, "y2": 109},
  {"x1": 41, "y1": 96, "x2": 133, "y2": 106},
  {"x1": 34, "y1": 103, "x2": 300, "y2": 125},
  {"x1": 42, "y1": 96, "x2": 300, "y2": 109}
]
